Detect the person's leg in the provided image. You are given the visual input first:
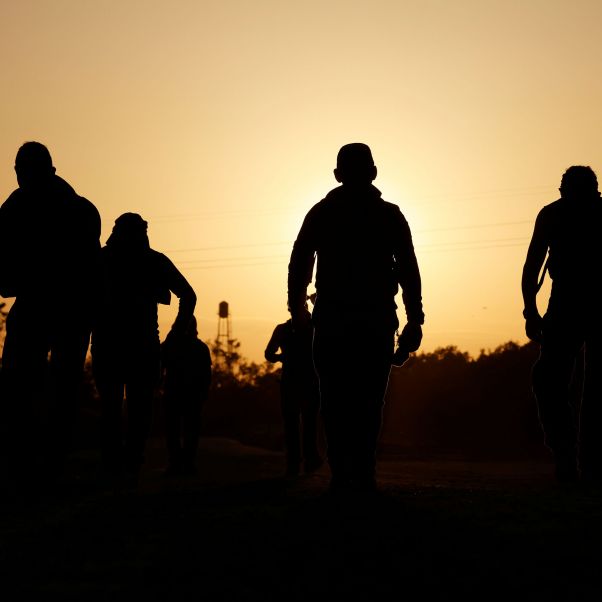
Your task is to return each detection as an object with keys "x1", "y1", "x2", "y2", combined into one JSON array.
[
  {"x1": 163, "y1": 391, "x2": 183, "y2": 473},
  {"x1": 281, "y1": 382, "x2": 302, "y2": 476},
  {"x1": 181, "y1": 393, "x2": 203, "y2": 474},
  {"x1": 47, "y1": 325, "x2": 90, "y2": 466},
  {"x1": 578, "y1": 328, "x2": 602, "y2": 480},
  {"x1": 532, "y1": 318, "x2": 583, "y2": 480},
  {"x1": 314, "y1": 315, "x2": 395, "y2": 491},
  {"x1": 348, "y1": 328, "x2": 394, "y2": 488},
  {"x1": 124, "y1": 378, "x2": 155, "y2": 476},
  {"x1": 93, "y1": 346, "x2": 125, "y2": 477},
  {"x1": 123, "y1": 352, "x2": 160, "y2": 477},
  {"x1": 1, "y1": 302, "x2": 50, "y2": 484},
  {"x1": 313, "y1": 324, "x2": 355, "y2": 487},
  {"x1": 95, "y1": 375, "x2": 125, "y2": 476},
  {"x1": 300, "y1": 382, "x2": 322, "y2": 473}
]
